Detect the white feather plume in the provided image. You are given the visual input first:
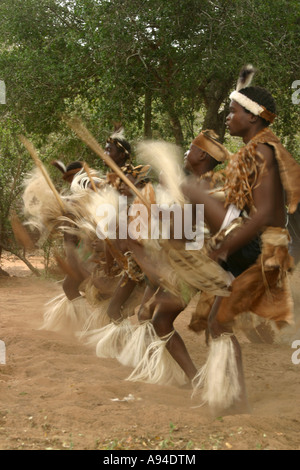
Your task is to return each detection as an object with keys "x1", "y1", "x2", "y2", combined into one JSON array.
[
  {"x1": 236, "y1": 64, "x2": 256, "y2": 91},
  {"x1": 136, "y1": 140, "x2": 186, "y2": 206},
  {"x1": 70, "y1": 168, "x2": 105, "y2": 193},
  {"x1": 22, "y1": 168, "x2": 64, "y2": 237},
  {"x1": 59, "y1": 184, "x2": 121, "y2": 241}
]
